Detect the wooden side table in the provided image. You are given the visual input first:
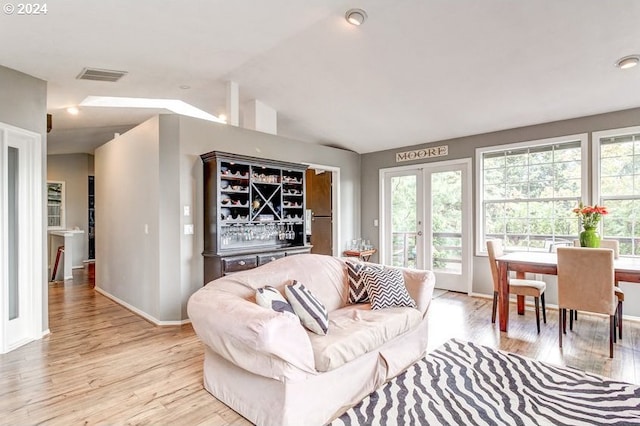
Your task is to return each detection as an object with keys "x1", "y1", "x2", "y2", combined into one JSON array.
[{"x1": 343, "y1": 248, "x2": 377, "y2": 262}]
